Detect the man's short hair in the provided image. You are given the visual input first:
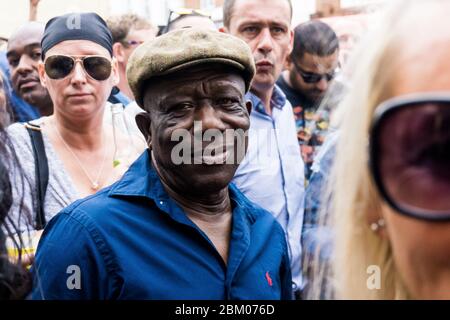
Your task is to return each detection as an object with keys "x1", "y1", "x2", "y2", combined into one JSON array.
[
  {"x1": 106, "y1": 14, "x2": 155, "y2": 44},
  {"x1": 222, "y1": 0, "x2": 293, "y2": 28},
  {"x1": 292, "y1": 21, "x2": 339, "y2": 60}
]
